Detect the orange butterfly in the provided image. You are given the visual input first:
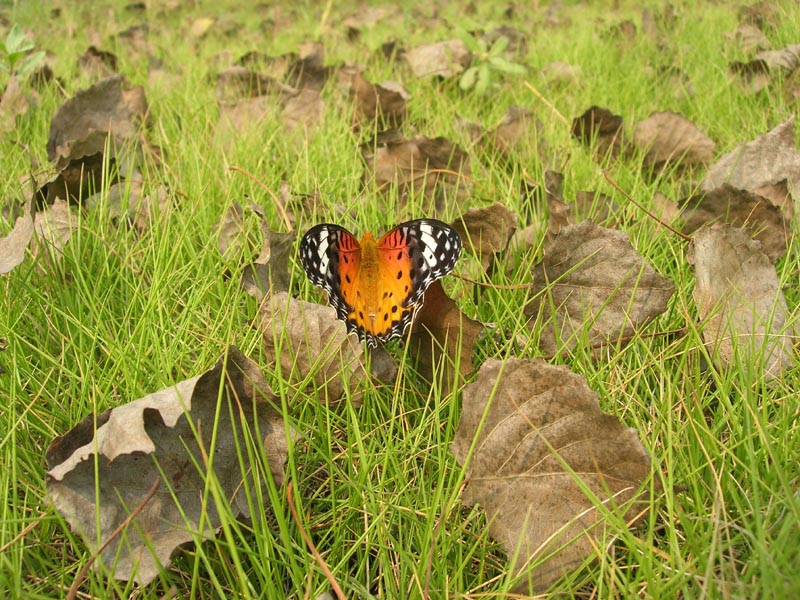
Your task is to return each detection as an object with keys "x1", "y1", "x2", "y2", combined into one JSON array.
[{"x1": 300, "y1": 219, "x2": 462, "y2": 347}]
